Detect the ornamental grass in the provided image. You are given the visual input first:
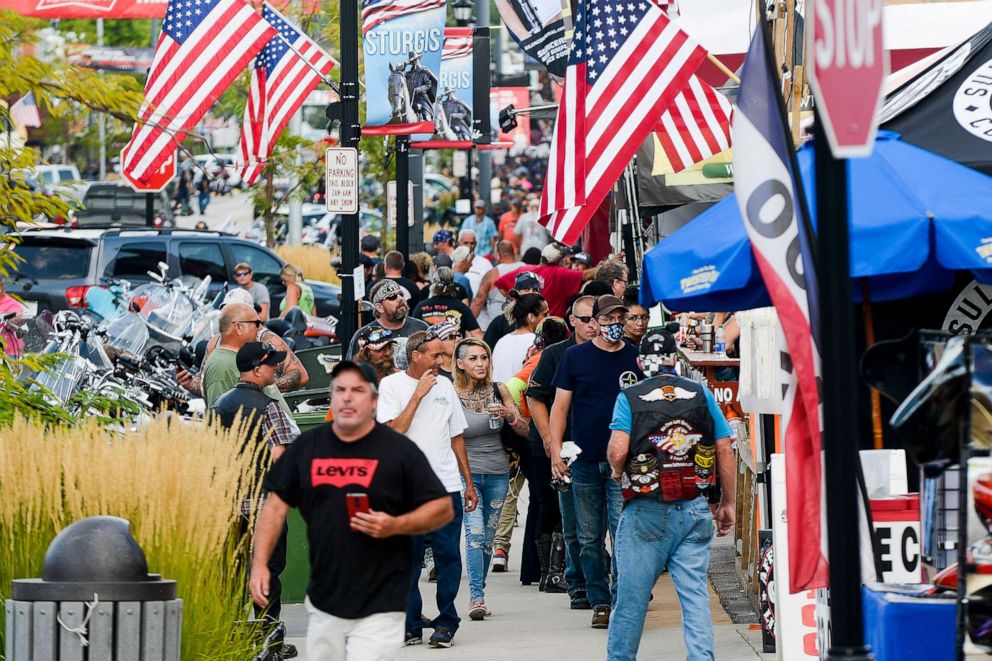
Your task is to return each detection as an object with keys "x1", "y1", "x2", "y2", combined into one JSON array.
[
  {"x1": 276, "y1": 244, "x2": 341, "y2": 285},
  {"x1": 0, "y1": 414, "x2": 264, "y2": 659}
]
